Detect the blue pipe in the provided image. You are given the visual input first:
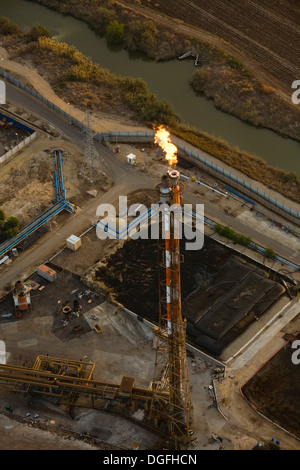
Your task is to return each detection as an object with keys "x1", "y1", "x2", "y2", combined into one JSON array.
[
  {"x1": 224, "y1": 186, "x2": 255, "y2": 205},
  {"x1": 54, "y1": 170, "x2": 59, "y2": 201},
  {"x1": 0, "y1": 201, "x2": 69, "y2": 257},
  {"x1": 58, "y1": 150, "x2": 66, "y2": 200}
]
